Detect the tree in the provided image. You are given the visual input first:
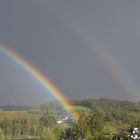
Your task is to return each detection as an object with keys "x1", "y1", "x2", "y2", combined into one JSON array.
[
  {"x1": 0, "y1": 128, "x2": 7, "y2": 140},
  {"x1": 39, "y1": 115, "x2": 56, "y2": 128},
  {"x1": 61, "y1": 123, "x2": 84, "y2": 140},
  {"x1": 78, "y1": 112, "x2": 104, "y2": 138}
]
